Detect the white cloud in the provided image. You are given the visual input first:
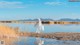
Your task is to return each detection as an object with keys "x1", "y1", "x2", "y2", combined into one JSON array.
[
  {"x1": 44, "y1": 2, "x2": 66, "y2": 6},
  {"x1": 0, "y1": 1, "x2": 25, "y2": 8}
]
